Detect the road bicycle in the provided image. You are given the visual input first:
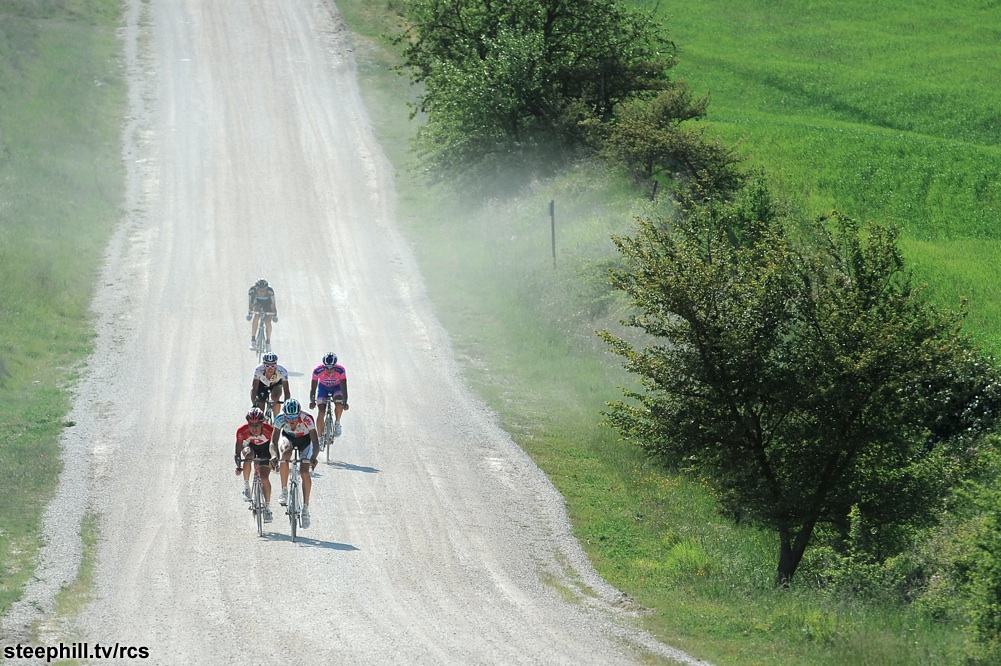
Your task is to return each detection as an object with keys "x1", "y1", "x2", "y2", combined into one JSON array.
[
  {"x1": 250, "y1": 312, "x2": 275, "y2": 362},
  {"x1": 318, "y1": 397, "x2": 345, "y2": 463},
  {"x1": 246, "y1": 457, "x2": 272, "y2": 536},
  {"x1": 284, "y1": 446, "x2": 305, "y2": 542}
]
